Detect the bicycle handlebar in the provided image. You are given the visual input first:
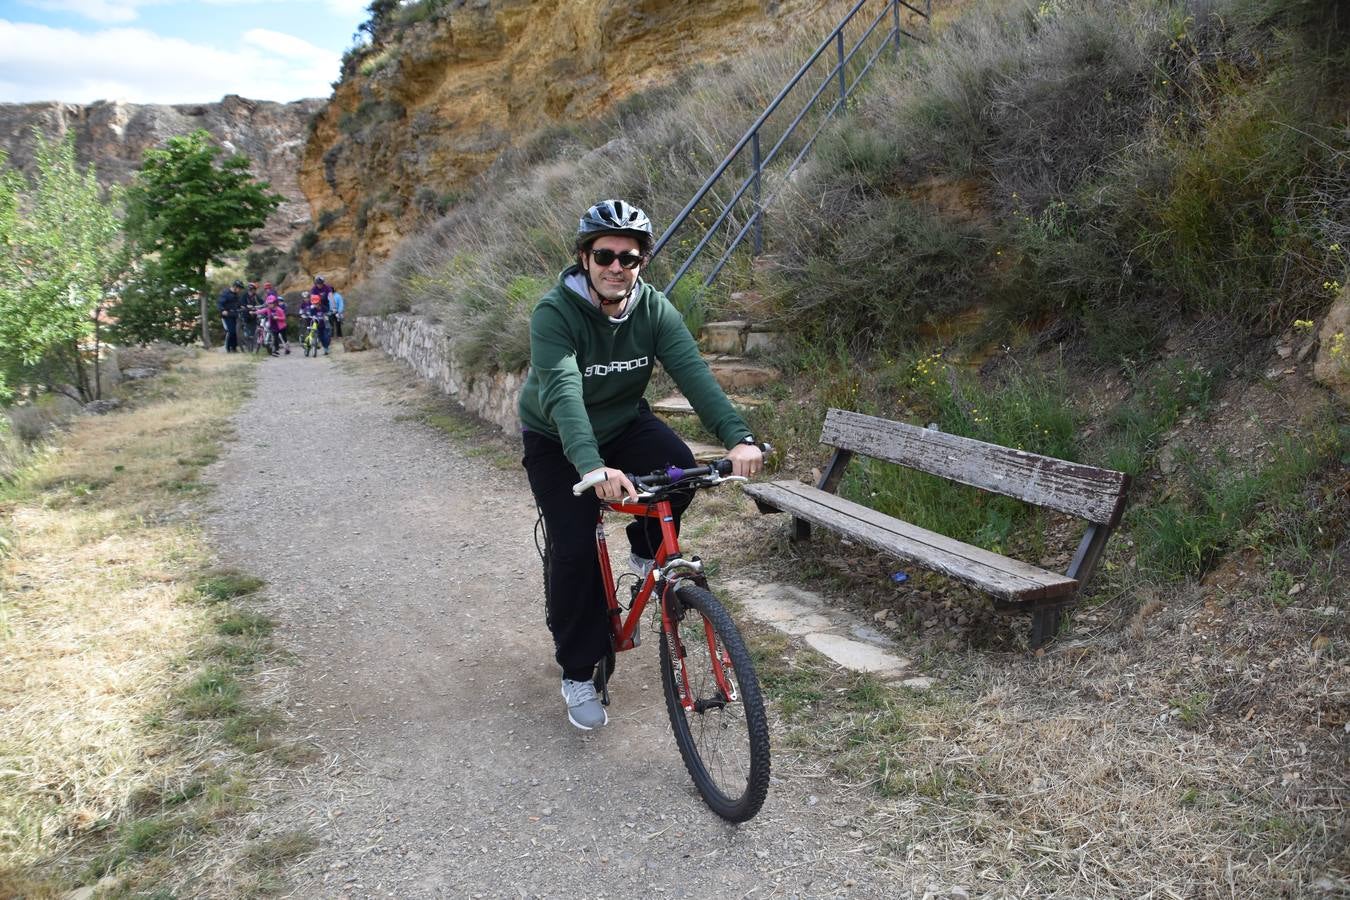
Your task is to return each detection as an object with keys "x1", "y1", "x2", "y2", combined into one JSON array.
[{"x1": 571, "y1": 443, "x2": 773, "y2": 497}]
